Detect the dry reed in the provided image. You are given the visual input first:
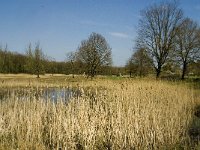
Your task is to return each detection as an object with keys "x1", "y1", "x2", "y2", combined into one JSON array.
[{"x1": 0, "y1": 79, "x2": 197, "y2": 149}]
